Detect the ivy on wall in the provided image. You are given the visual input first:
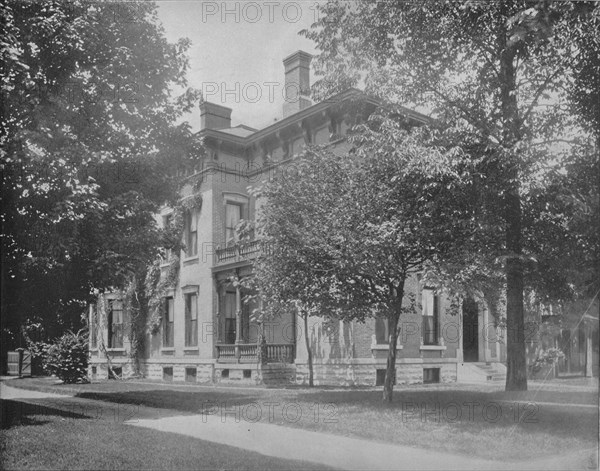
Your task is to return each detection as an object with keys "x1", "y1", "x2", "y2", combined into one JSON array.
[{"x1": 94, "y1": 188, "x2": 204, "y2": 377}]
